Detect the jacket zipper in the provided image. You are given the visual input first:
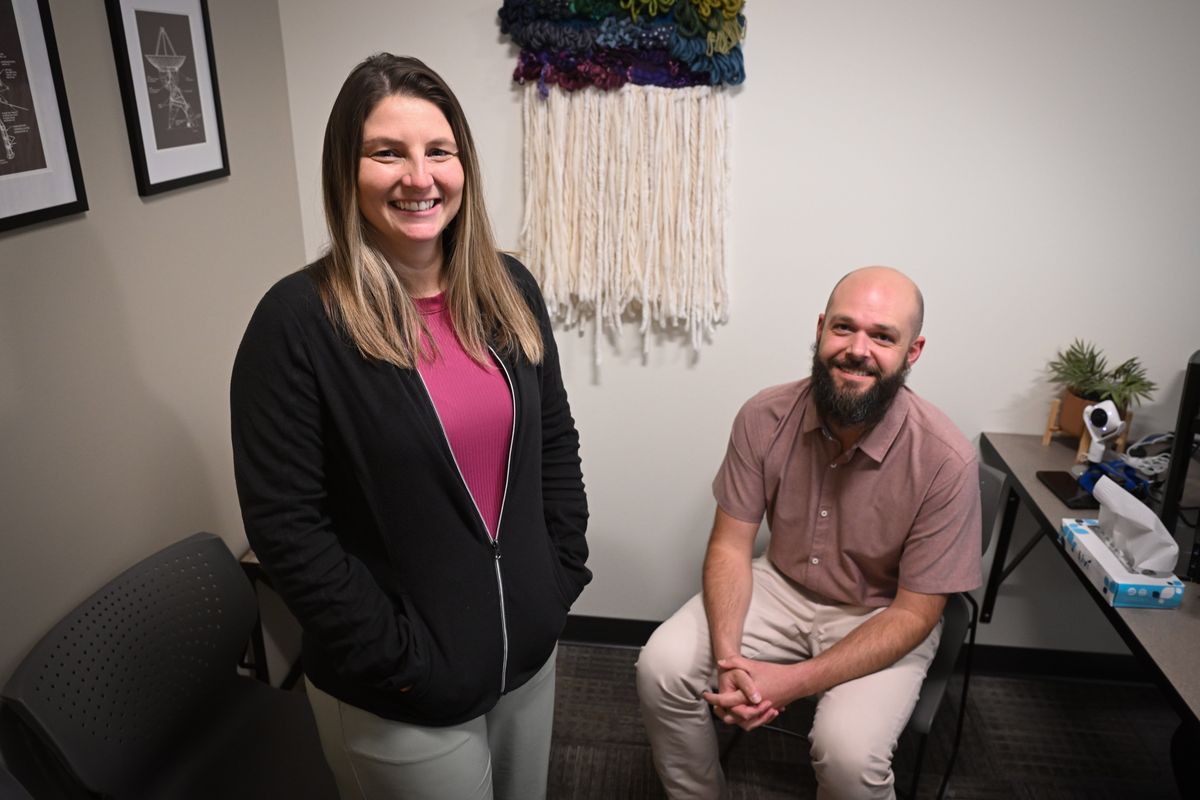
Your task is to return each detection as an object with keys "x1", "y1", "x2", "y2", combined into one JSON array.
[
  {"x1": 490, "y1": 348, "x2": 517, "y2": 693},
  {"x1": 413, "y1": 347, "x2": 517, "y2": 694}
]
